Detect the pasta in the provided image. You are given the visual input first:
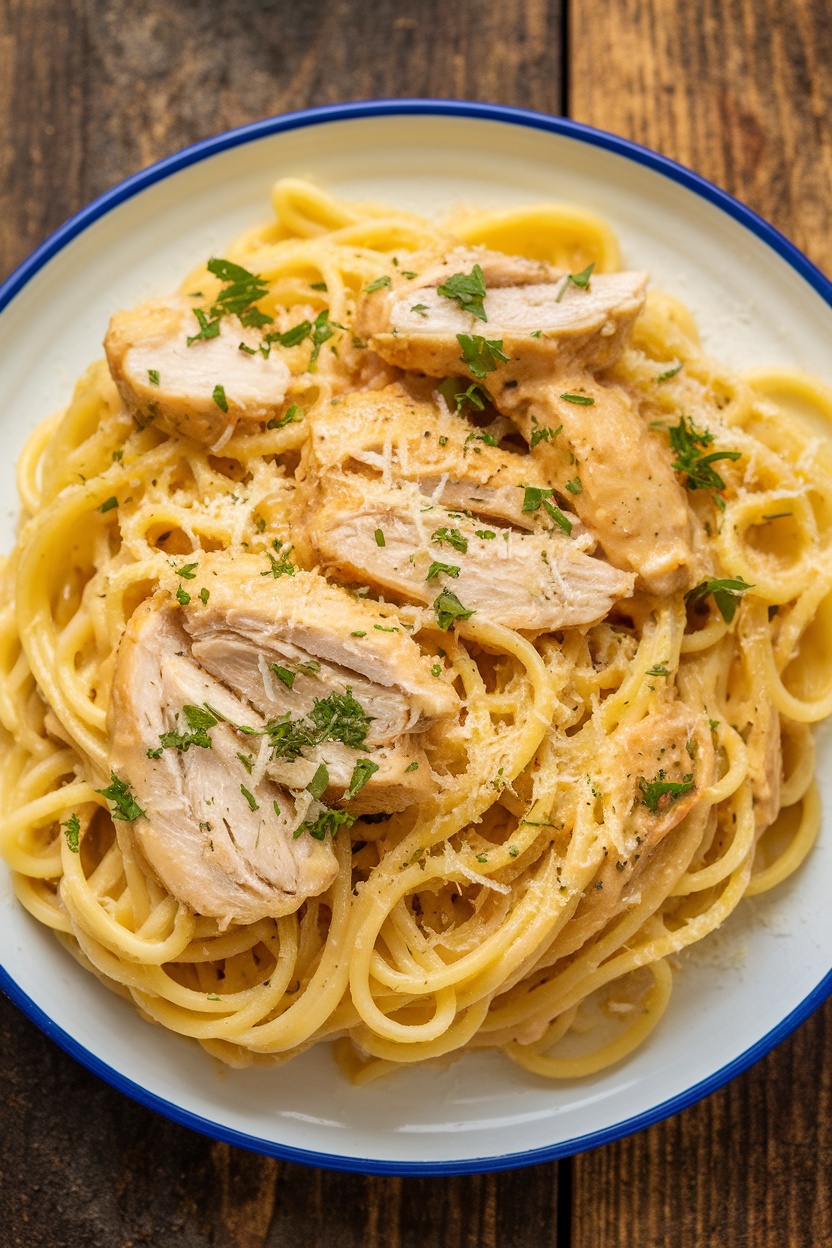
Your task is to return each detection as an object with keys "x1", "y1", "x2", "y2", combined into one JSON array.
[{"x1": 1, "y1": 176, "x2": 831, "y2": 1086}]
